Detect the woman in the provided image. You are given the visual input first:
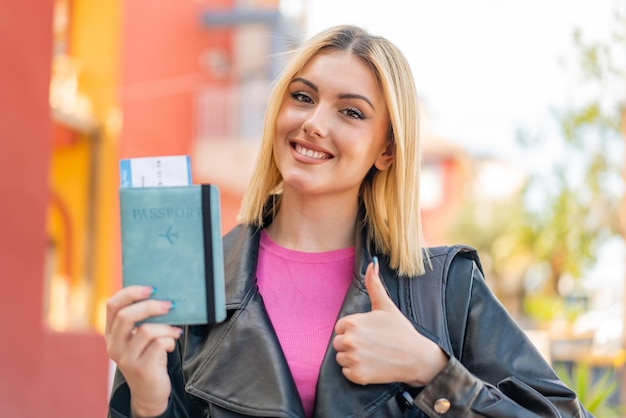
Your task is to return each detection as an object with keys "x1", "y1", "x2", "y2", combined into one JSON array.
[{"x1": 106, "y1": 25, "x2": 591, "y2": 417}]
